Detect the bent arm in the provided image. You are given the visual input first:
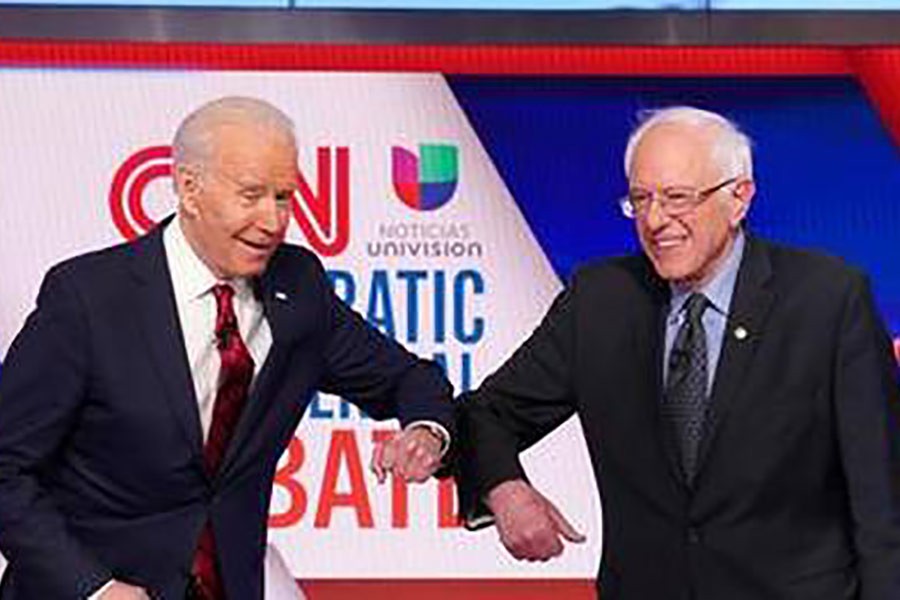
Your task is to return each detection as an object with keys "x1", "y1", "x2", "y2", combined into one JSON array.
[
  {"x1": 317, "y1": 275, "x2": 455, "y2": 435},
  {"x1": 457, "y1": 284, "x2": 579, "y2": 527}
]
